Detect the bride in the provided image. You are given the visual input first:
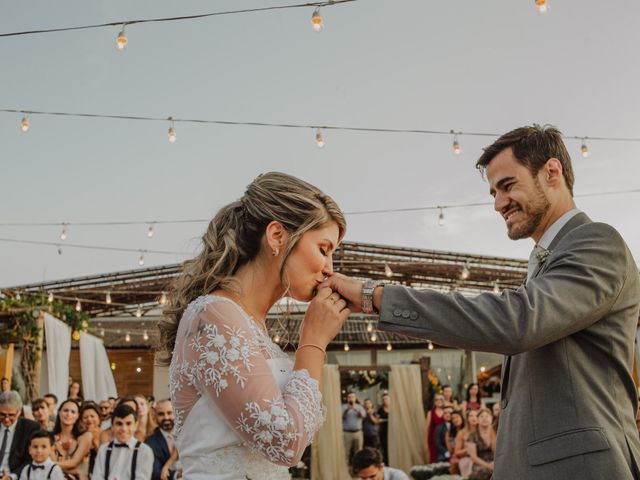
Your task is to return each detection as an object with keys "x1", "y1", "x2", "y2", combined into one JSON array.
[{"x1": 158, "y1": 172, "x2": 349, "y2": 479}]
